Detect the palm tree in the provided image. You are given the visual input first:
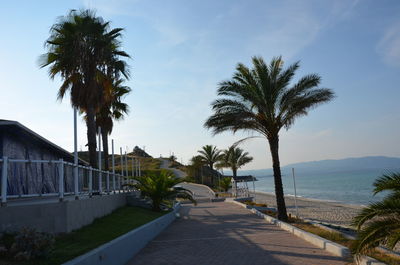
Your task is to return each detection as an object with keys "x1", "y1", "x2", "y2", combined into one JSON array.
[
  {"x1": 197, "y1": 145, "x2": 222, "y2": 171},
  {"x1": 204, "y1": 56, "x2": 334, "y2": 221},
  {"x1": 351, "y1": 173, "x2": 400, "y2": 256},
  {"x1": 221, "y1": 146, "x2": 253, "y2": 179},
  {"x1": 40, "y1": 9, "x2": 130, "y2": 168},
  {"x1": 134, "y1": 171, "x2": 196, "y2": 211},
  {"x1": 220, "y1": 177, "x2": 232, "y2": 192},
  {"x1": 197, "y1": 145, "x2": 223, "y2": 185},
  {"x1": 96, "y1": 79, "x2": 131, "y2": 170}
]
